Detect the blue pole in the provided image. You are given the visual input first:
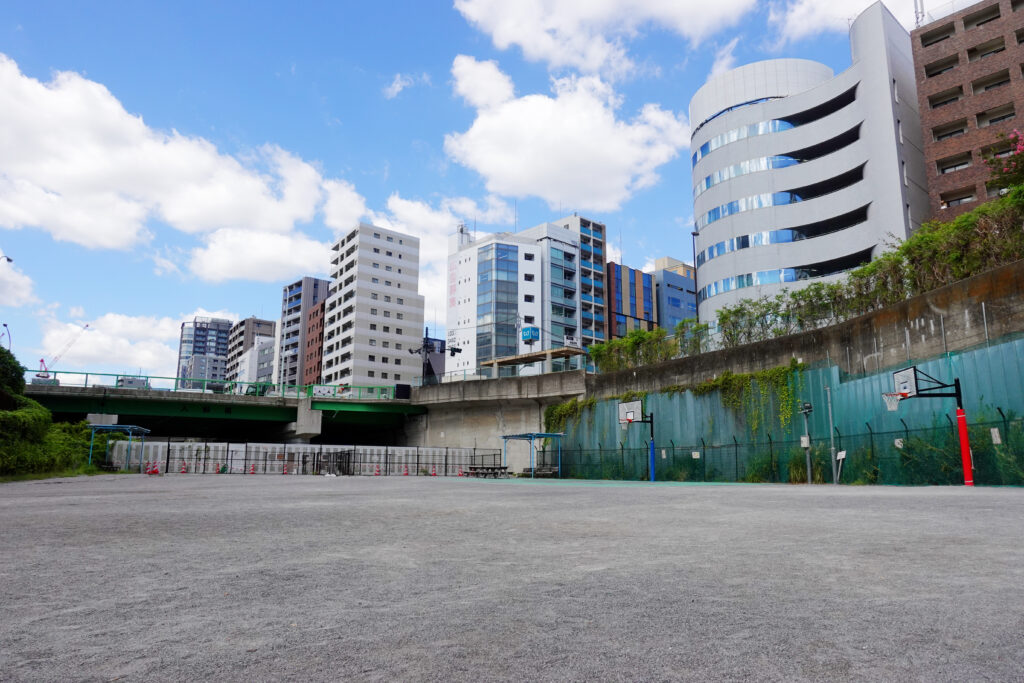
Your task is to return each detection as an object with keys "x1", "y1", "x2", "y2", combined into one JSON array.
[
  {"x1": 502, "y1": 440, "x2": 507, "y2": 467},
  {"x1": 88, "y1": 428, "x2": 96, "y2": 466},
  {"x1": 530, "y1": 439, "x2": 534, "y2": 479},
  {"x1": 558, "y1": 438, "x2": 562, "y2": 479}
]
